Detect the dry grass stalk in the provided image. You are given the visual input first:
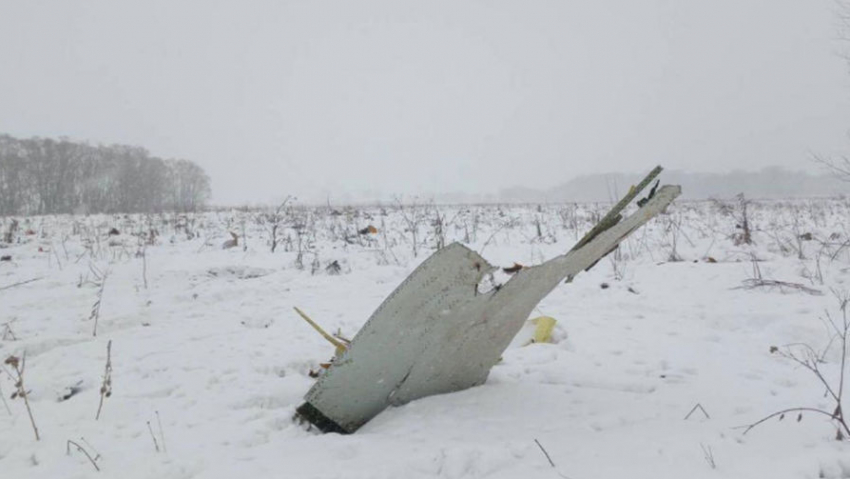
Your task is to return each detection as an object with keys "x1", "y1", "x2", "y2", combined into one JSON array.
[
  {"x1": 66, "y1": 440, "x2": 100, "y2": 472},
  {"x1": 5, "y1": 353, "x2": 39, "y2": 440},
  {"x1": 95, "y1": 340, "x2": 113, "y2": 420}
]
